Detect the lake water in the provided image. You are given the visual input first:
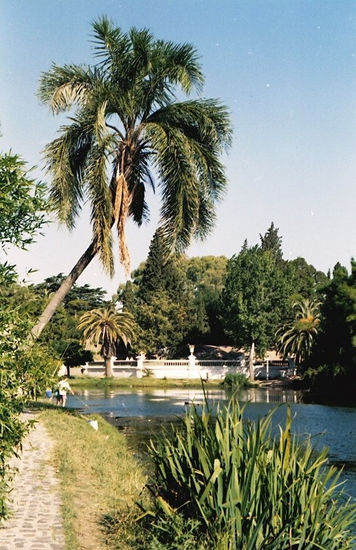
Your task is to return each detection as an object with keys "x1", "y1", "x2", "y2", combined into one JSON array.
[{"x1": 66, "y1": 386, "x2": 356, "y2": 501}]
